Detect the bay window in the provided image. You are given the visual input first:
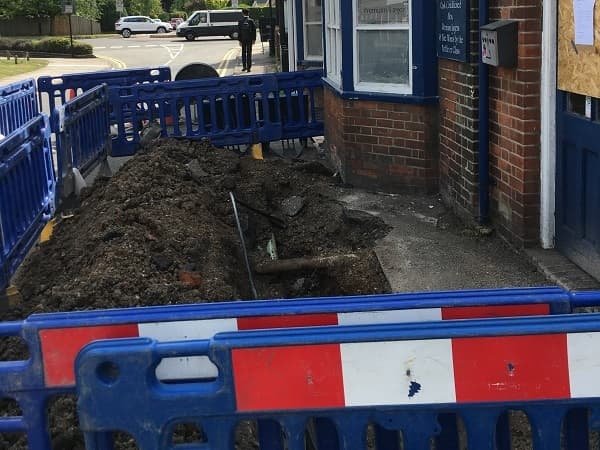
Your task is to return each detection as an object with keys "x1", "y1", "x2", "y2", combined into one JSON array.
[
  {"x1": 325, "y1": 0, "x2": 342, "y2": 84},
  {"x1": 354, "y1": 0, "x2": 411, "y2": 93}
]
